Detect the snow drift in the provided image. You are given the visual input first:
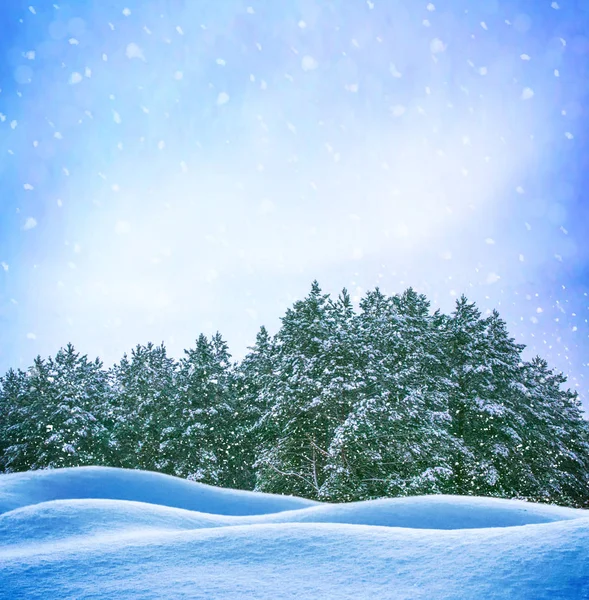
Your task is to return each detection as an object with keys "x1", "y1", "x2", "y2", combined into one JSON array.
[{"x1": 1, "y1": 467, "x2": 588, "y2": 599}]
